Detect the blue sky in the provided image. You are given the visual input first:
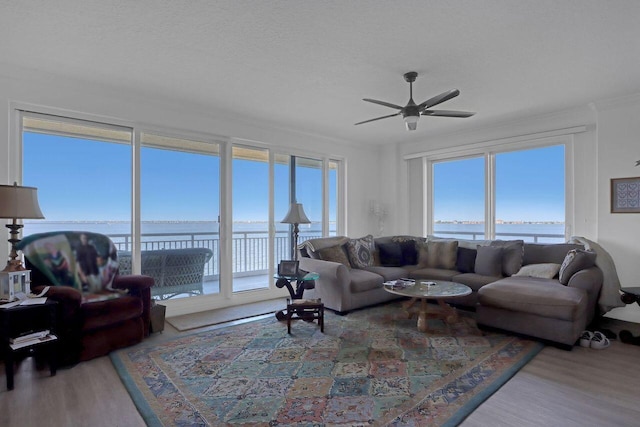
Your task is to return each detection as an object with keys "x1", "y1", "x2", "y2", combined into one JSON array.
[
  {"x1": 23, "y1": 133, "x2": 335, "y2": 222},
  {"x1": 433, "y1": 145, "x2": 565, "y2": 222}
]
